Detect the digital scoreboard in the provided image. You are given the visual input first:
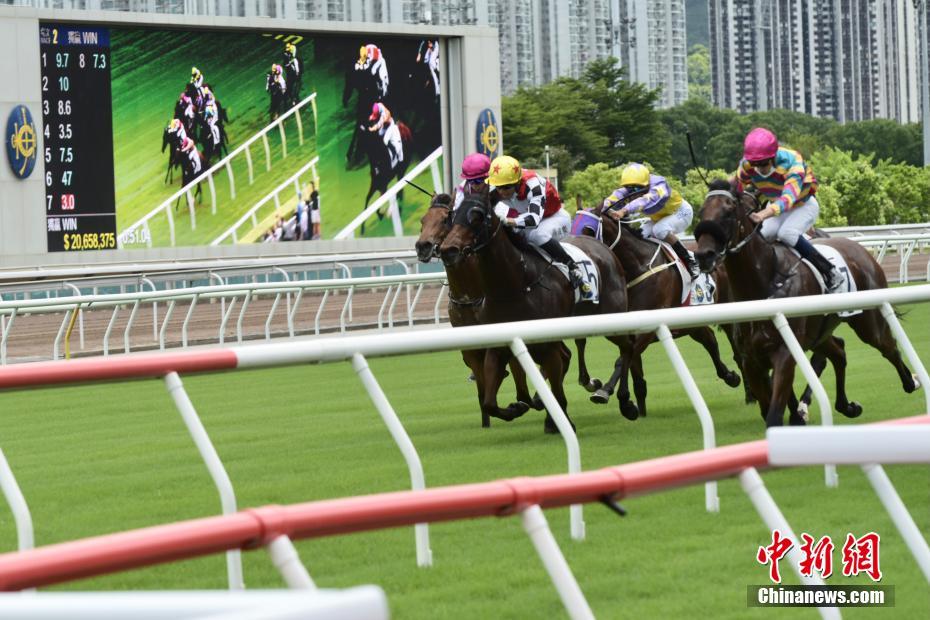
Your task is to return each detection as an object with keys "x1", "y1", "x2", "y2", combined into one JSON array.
[{"x1": 39, "y1": 24, "x2": 117, "y2": 252}]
